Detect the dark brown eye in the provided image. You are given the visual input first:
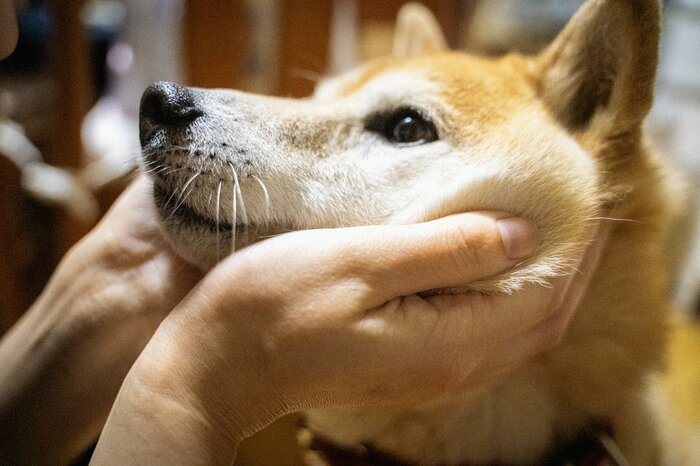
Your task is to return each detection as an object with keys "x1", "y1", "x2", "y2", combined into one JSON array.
[
  {"x1": 390, "y1": 114, "x2": 437, "y2": 145},
  {"x1": 365, "y1": 108, "x2": 439, "y2": 146}
]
